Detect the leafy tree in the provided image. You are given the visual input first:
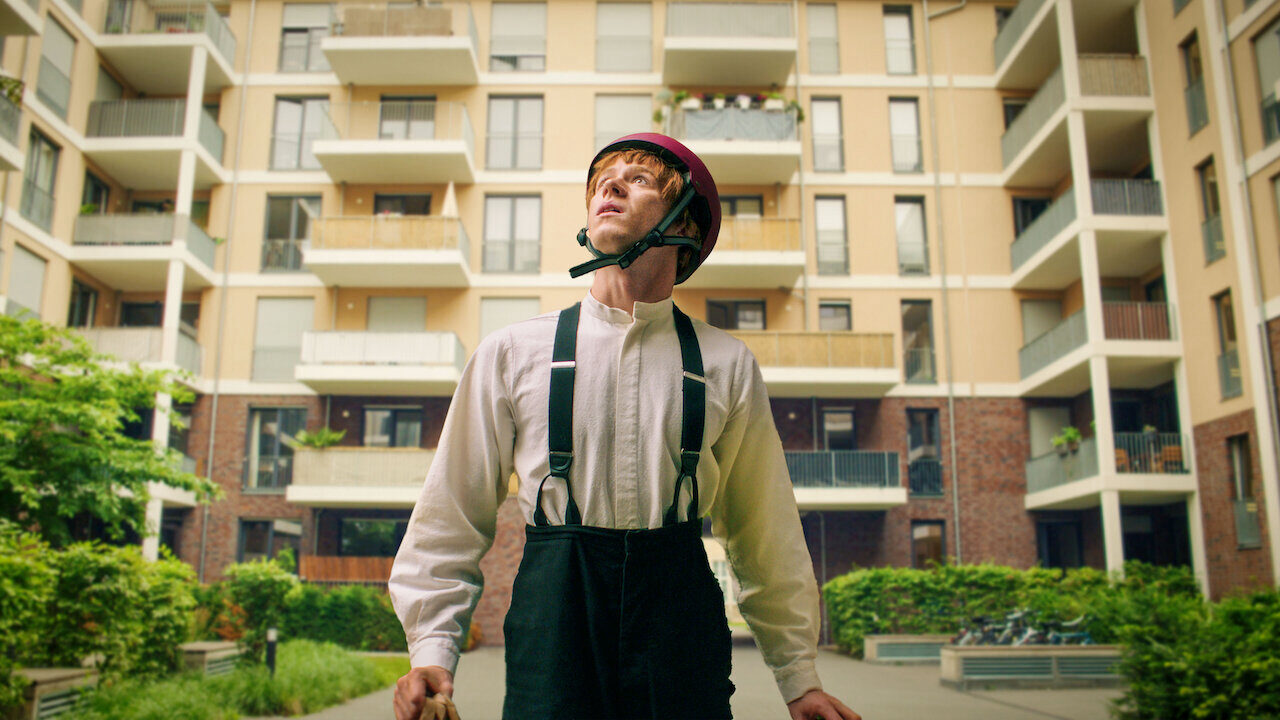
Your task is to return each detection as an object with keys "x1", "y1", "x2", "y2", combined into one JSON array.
[{"x1": 0, "y1": 315, "x2": 219, "y2": 545}]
